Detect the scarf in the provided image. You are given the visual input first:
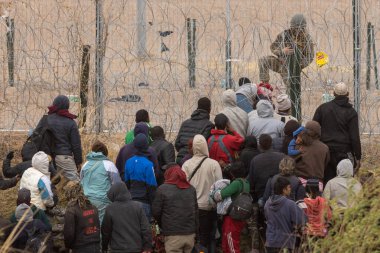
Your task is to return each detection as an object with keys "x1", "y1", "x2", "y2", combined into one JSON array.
[
  {"x1": 48, "y1": 105, "x2": 77, "y2": 119},
  {"x1": 164, "y1": 165, "x2": 190, "y2": 189}
]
